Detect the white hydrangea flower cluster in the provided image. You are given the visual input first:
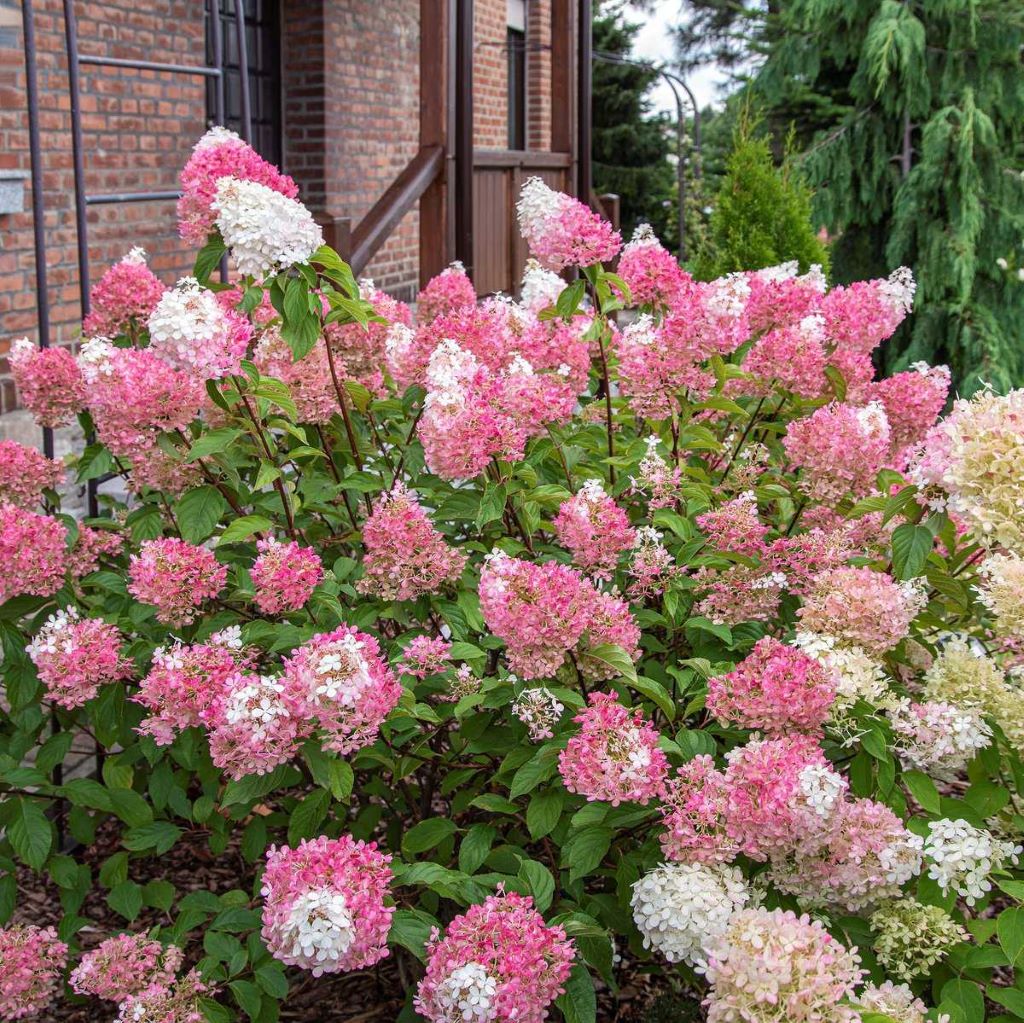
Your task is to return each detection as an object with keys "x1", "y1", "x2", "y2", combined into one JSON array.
[
  {"x1": 797, "y1": 762, "x2": 846, "y2": 818},
  {"x1": 512, "y1": 687, "x2": 565, "y2": 741},
  {"x1": 26, "y1": 607, "x2": 79, "y2": 661},
  {"x1": 278, "y1": 887, "x2": 356, "y2": 972},
  {"x1": 794, "y1": 631, "x2": 890, "y2": 709},
  {"x1": 519, "y1": 258, "x2": 565, "y2": 313},
  {"x1": 869, "y1": 897, "x2": 967, "y2": 980},
  {"x1": 631, "y1": 862, "x2": 750, "y2": 967},
  {"x1": 879, "y1": 265, "x2": 917, "y2": 314},
  {"x1": 514, "y1": 176, "x2": 565, "y2": 242},
  {"x1": 434, "y1": 962, "x2": 499, "y2": 1022},
  {"x1": 212, "y1": 176, "x2": 323, "y2": 278},
  {"x1": 223, "y1": 675, "x2": 292, "y2": 738},
  {"x1": 857, "y1": 980, "x2": 936, "y2": 1023},
  {"x1": 76, "y1": 336, "x2": 118, "y2": 383},
  {"x1": 888, "y1": 698, "x2": 991, "y2": 777},
  {"x1": 924, "y1": 818, "x2": 1022, "y2": 905}
]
